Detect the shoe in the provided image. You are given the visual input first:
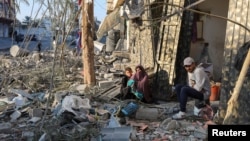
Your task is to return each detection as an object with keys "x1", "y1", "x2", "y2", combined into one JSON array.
[
  {"x1": 194, "y1": 106, "x2": 202, "y2": 116},
  {"x1": 172, "y1": 111, "x2": 186, "y2": 120}
]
